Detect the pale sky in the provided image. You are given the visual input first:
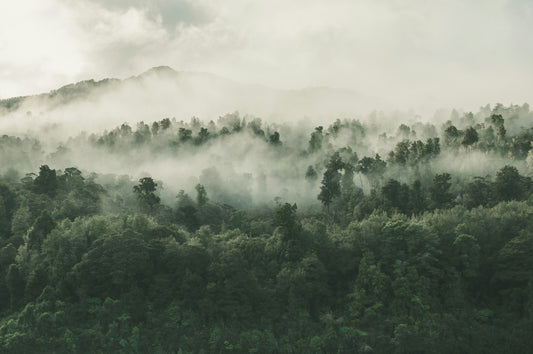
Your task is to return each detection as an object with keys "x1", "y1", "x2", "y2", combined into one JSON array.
[{"x1": 0, "y1": 0, "x2": 532, "y2": 111}]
